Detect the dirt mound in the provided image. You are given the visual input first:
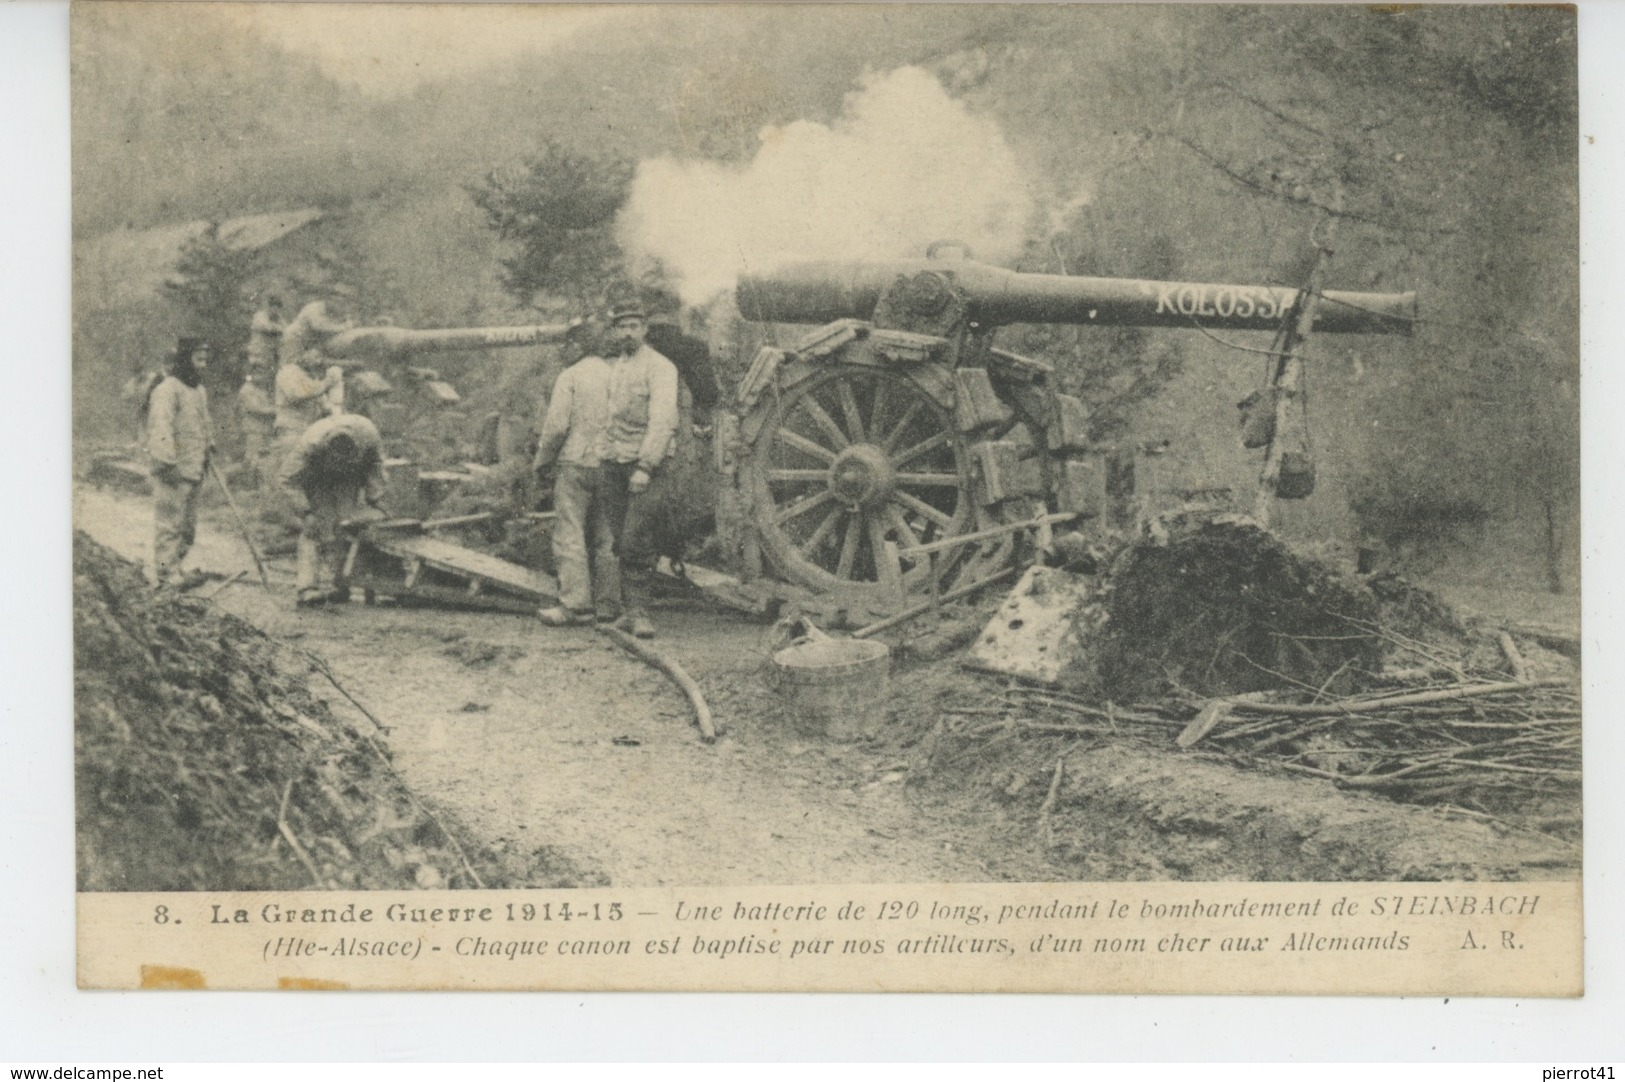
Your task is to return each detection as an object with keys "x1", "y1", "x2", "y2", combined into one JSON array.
[
  {"x1": 73, "y1": 531, "x2": 591, "y2": 891},
  {"x1": 1061, "y1": 514, "x2": 1384, "y2": 700}
]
